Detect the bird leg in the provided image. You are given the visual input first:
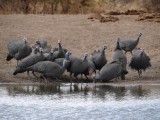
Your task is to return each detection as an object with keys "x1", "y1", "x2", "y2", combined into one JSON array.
[
  {"x1": 55, "y1": 77, "x2": 62, "y2": 82},
  {"x1": 139, "y1": 70, "x2": 142, "y2": 78},
  {"x1": 16, "y1": 60, "x2": 19, "y2": 66},
  {"x1": 130, "y1": 51, "x2": 133, "y2": 56},
  {"x1": 42, "y1": 75, "x2": 48, "y2": 83},
  {"x1": 57, "y1": 85, "x2": 60, "y2": 92},
  {"x1": 80, "y1": 74, "x2": 83, "y2": 83},
  {"x1": 32, "y1": 71, "x2": 39, "y2": 80},
  {"x1": 75, "y1": 76, "x2": 79, "y2": 83},
  {"x1": 70, "y1": 73, "x2": 73, "y2": 84},
  {"x1": 121, "y1": 74, "x2": 125, "y2": 80},
  {"x1": 84, "y1": 74, "x2": 89, "y2": 80},
  {"x1": 138, "y1": 70, "x2": 141, "y2": 79},
  {"x1": 27, "y1": 71, "x2": 31, "y2": 80}
]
